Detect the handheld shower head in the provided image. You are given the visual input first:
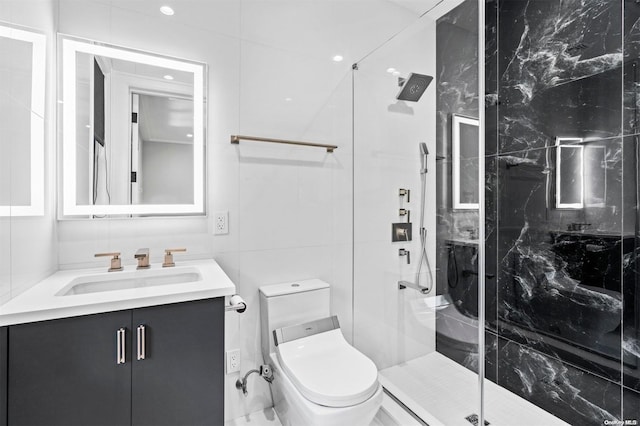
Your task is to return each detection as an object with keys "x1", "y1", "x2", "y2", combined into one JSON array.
[{"x1": 420, "y1": 143, "x2": 428, "y2": 174}]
